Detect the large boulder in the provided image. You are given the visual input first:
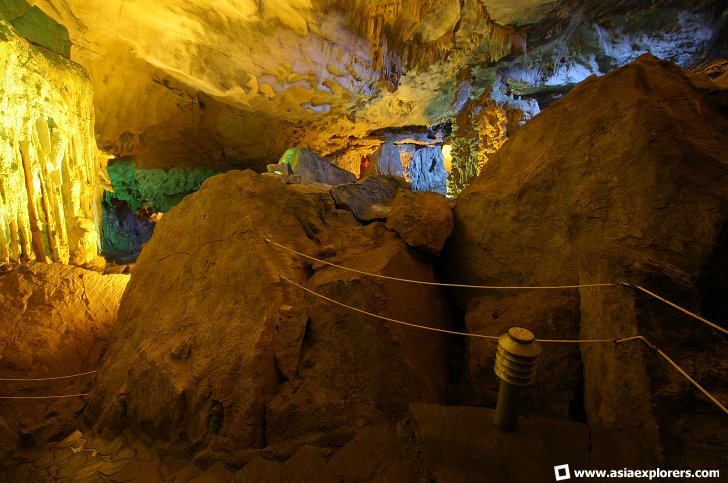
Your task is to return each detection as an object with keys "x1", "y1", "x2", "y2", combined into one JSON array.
[
  {"x1": 441, "y1": 54, "x2": 728, "y2": 466},
  {"x1": 275, "y1": 147, "x2": 357, "y2": 185},
  {"x1": 0, "y1": 264, "x2": 128, "y2": 462},
  {"x1": 85, "y1": 170, "x2": 454, "y2": 461},
  {"x1": 442, "y1": 54, "x2": 728, "y2": 291},
  {"x1": 331, "y1": 175, "x2": 409, "y2": 222},
  {"x1": 385, "y1": 189, "x2": 454, "y2": 255}
]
